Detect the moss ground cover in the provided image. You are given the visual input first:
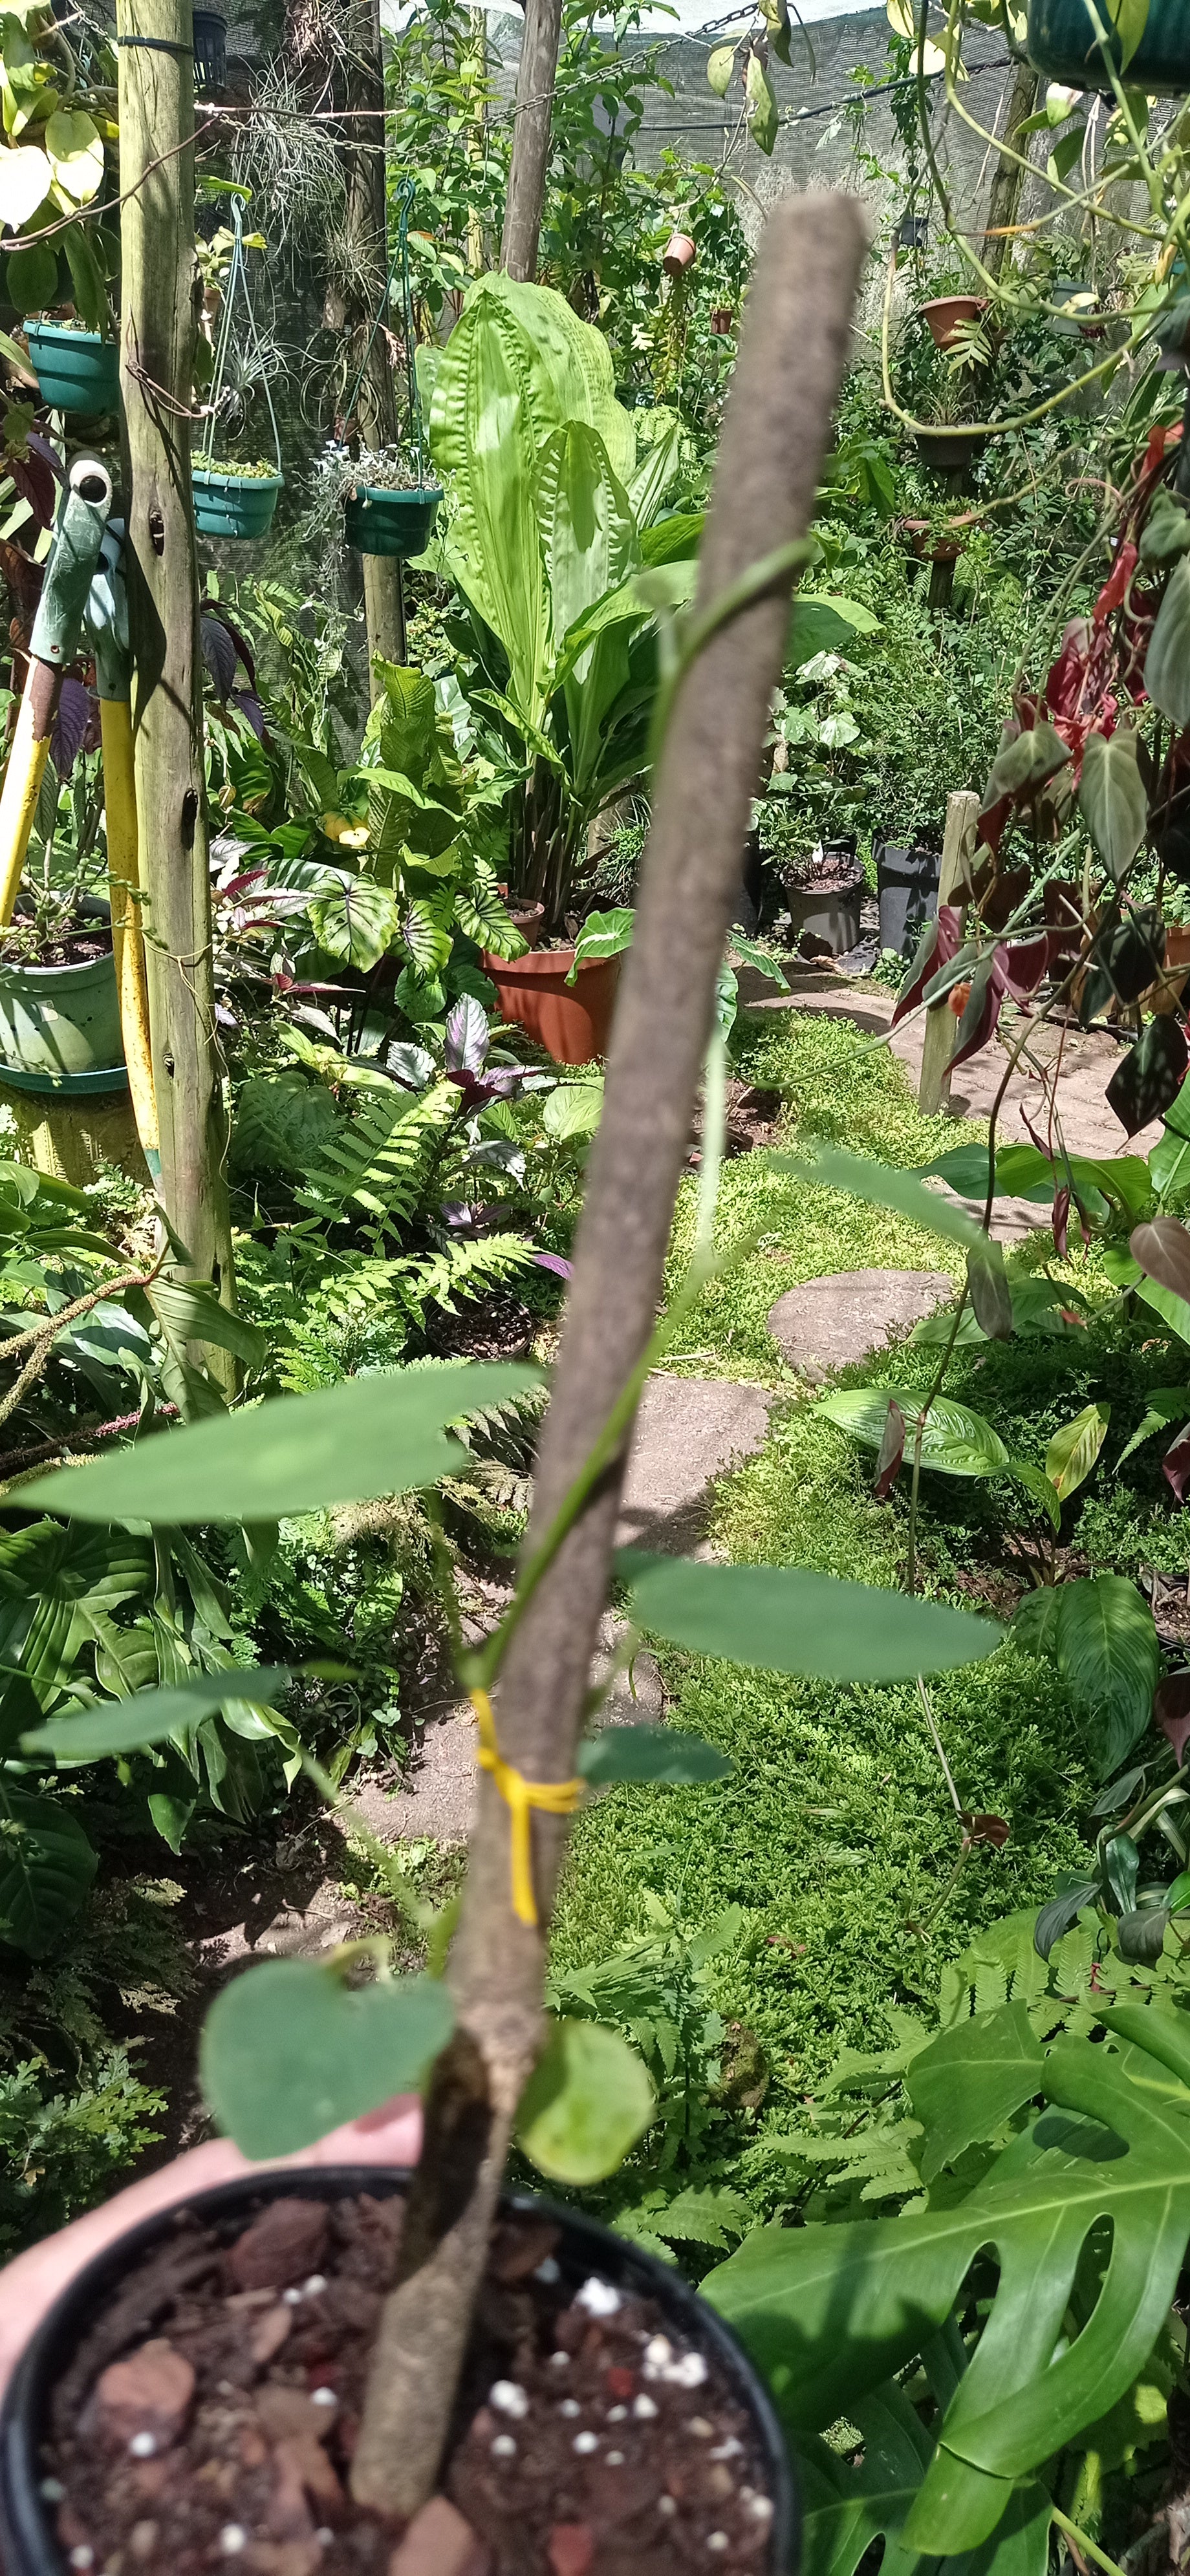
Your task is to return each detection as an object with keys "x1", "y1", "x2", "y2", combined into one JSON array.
[{"x1": 552, "y1": 1002, "x2": 1190, "y2": 2237}]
